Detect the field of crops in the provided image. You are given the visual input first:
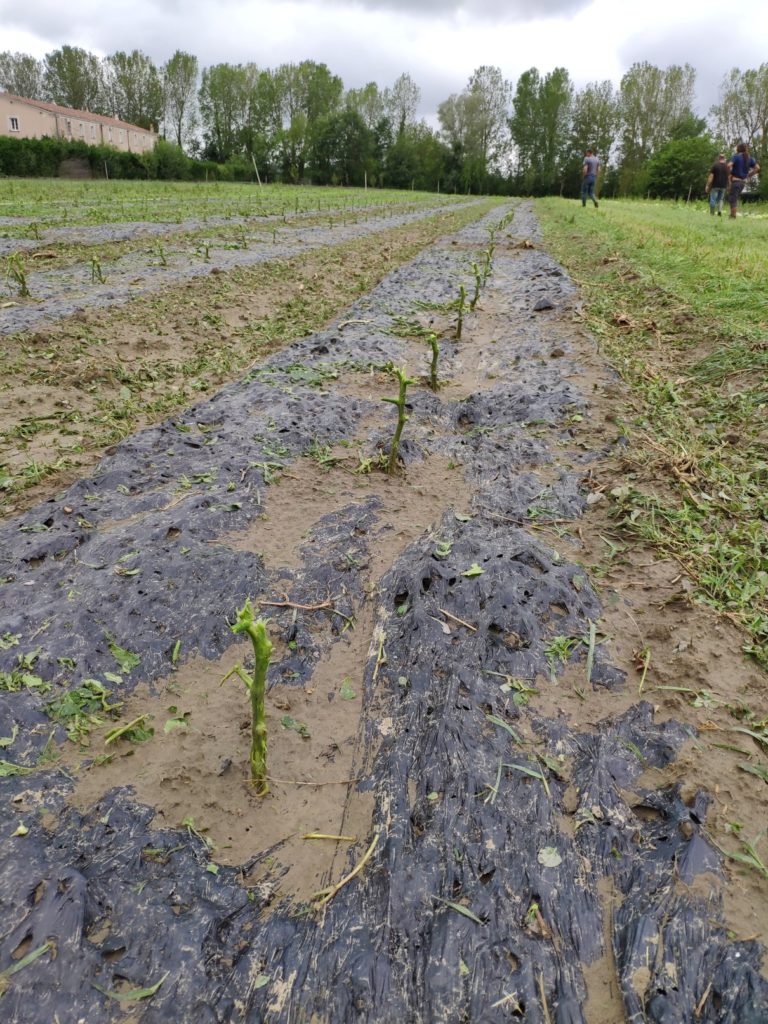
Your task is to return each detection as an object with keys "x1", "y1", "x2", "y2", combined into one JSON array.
[
  {"x1": 1, "y1": 183, "x2": 766, "y2": 1022},
  {"x1": 1, "y1": 183, "x2": 494, "y2": 516}
]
